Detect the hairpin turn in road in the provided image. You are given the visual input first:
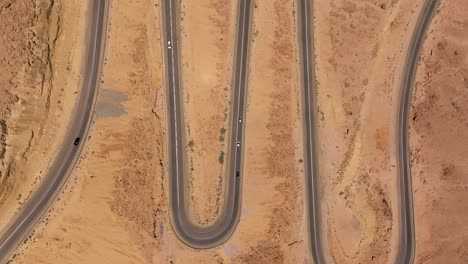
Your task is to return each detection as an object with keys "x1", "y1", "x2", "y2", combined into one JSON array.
[{"x1": 162, "y1": 0, "x2": 253, "y2": 248}]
